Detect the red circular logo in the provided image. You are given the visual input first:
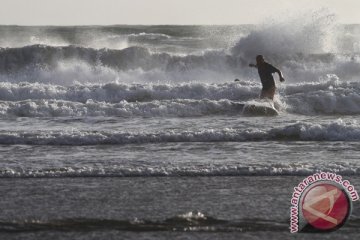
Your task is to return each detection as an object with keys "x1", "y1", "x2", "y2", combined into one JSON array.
[{"x1": 301, "y1": 183, "x2": 351, "y2": 231}]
